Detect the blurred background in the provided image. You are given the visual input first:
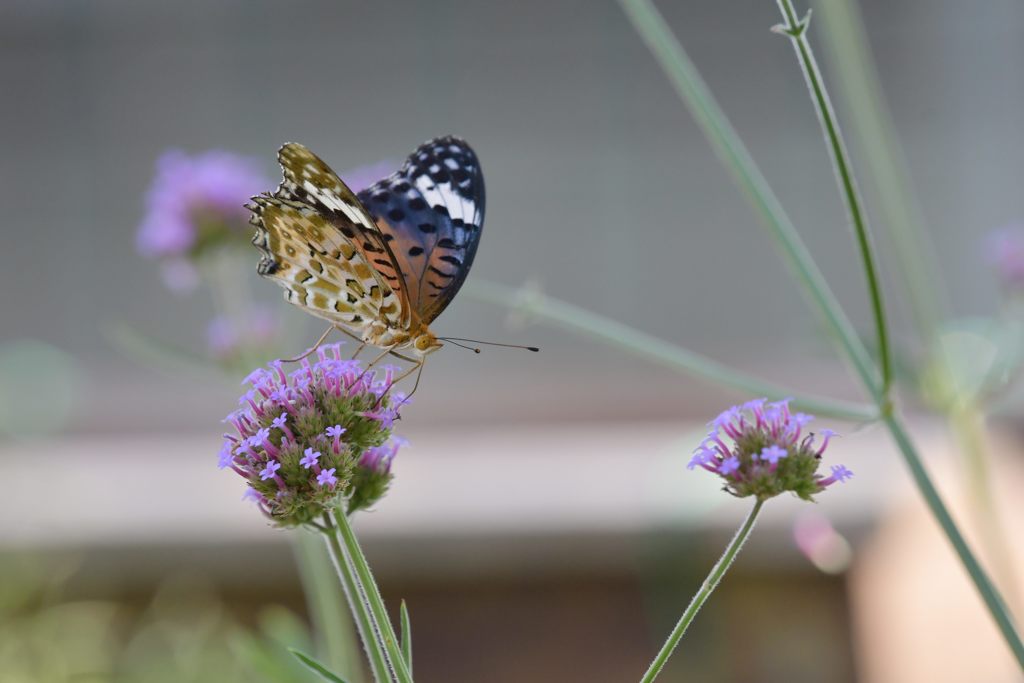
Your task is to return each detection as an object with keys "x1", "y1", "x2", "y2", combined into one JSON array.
[{"x1": 2, "y1": 0, "x2": 1024, "y2": 681}]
